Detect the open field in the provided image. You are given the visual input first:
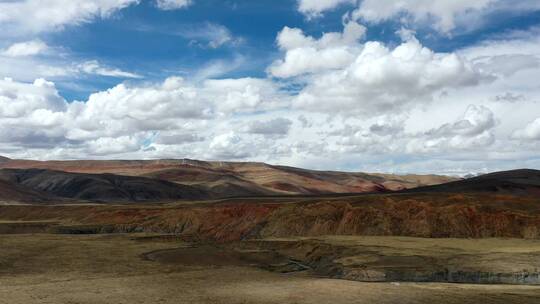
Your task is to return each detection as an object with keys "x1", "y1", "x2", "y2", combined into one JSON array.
[{"x1": 2, "y1": 233, "x2": 540, "y2": 304}]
